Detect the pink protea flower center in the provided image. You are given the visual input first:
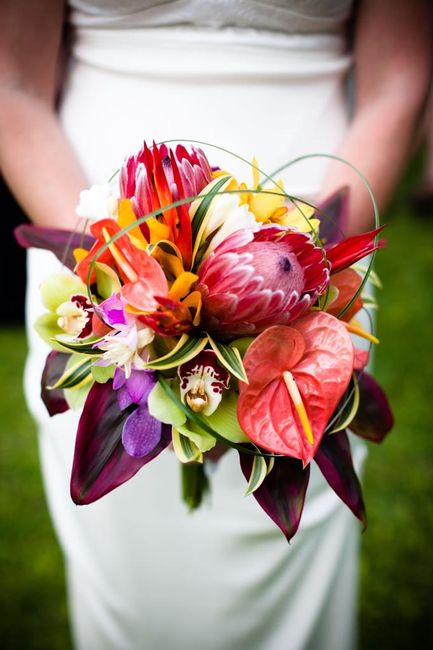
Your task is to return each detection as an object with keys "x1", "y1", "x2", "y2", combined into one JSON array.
[
  {"x1": 197, "y1": 226, "x2": 329, "y2": 340},
  {"x1": 238, "y1": 241, "x2": 305, "y2": 296}
]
